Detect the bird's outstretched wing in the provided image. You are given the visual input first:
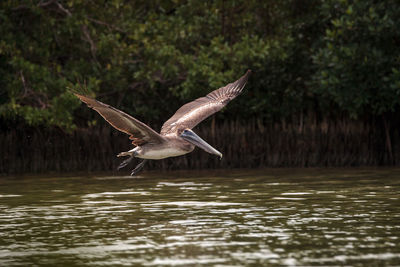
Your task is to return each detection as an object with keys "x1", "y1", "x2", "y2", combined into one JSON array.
[
  {"x1": 74, "y1": 94, "x2": 165, "y2": 146},
  {"x1": 160, "y1": 70, "x2": 251, "y2": 135}
]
